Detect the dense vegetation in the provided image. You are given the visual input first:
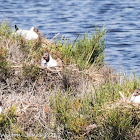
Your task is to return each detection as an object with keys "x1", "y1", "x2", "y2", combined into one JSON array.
[{"x1": 0, "y1": 21, "x2": 139, "y2": 140}]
